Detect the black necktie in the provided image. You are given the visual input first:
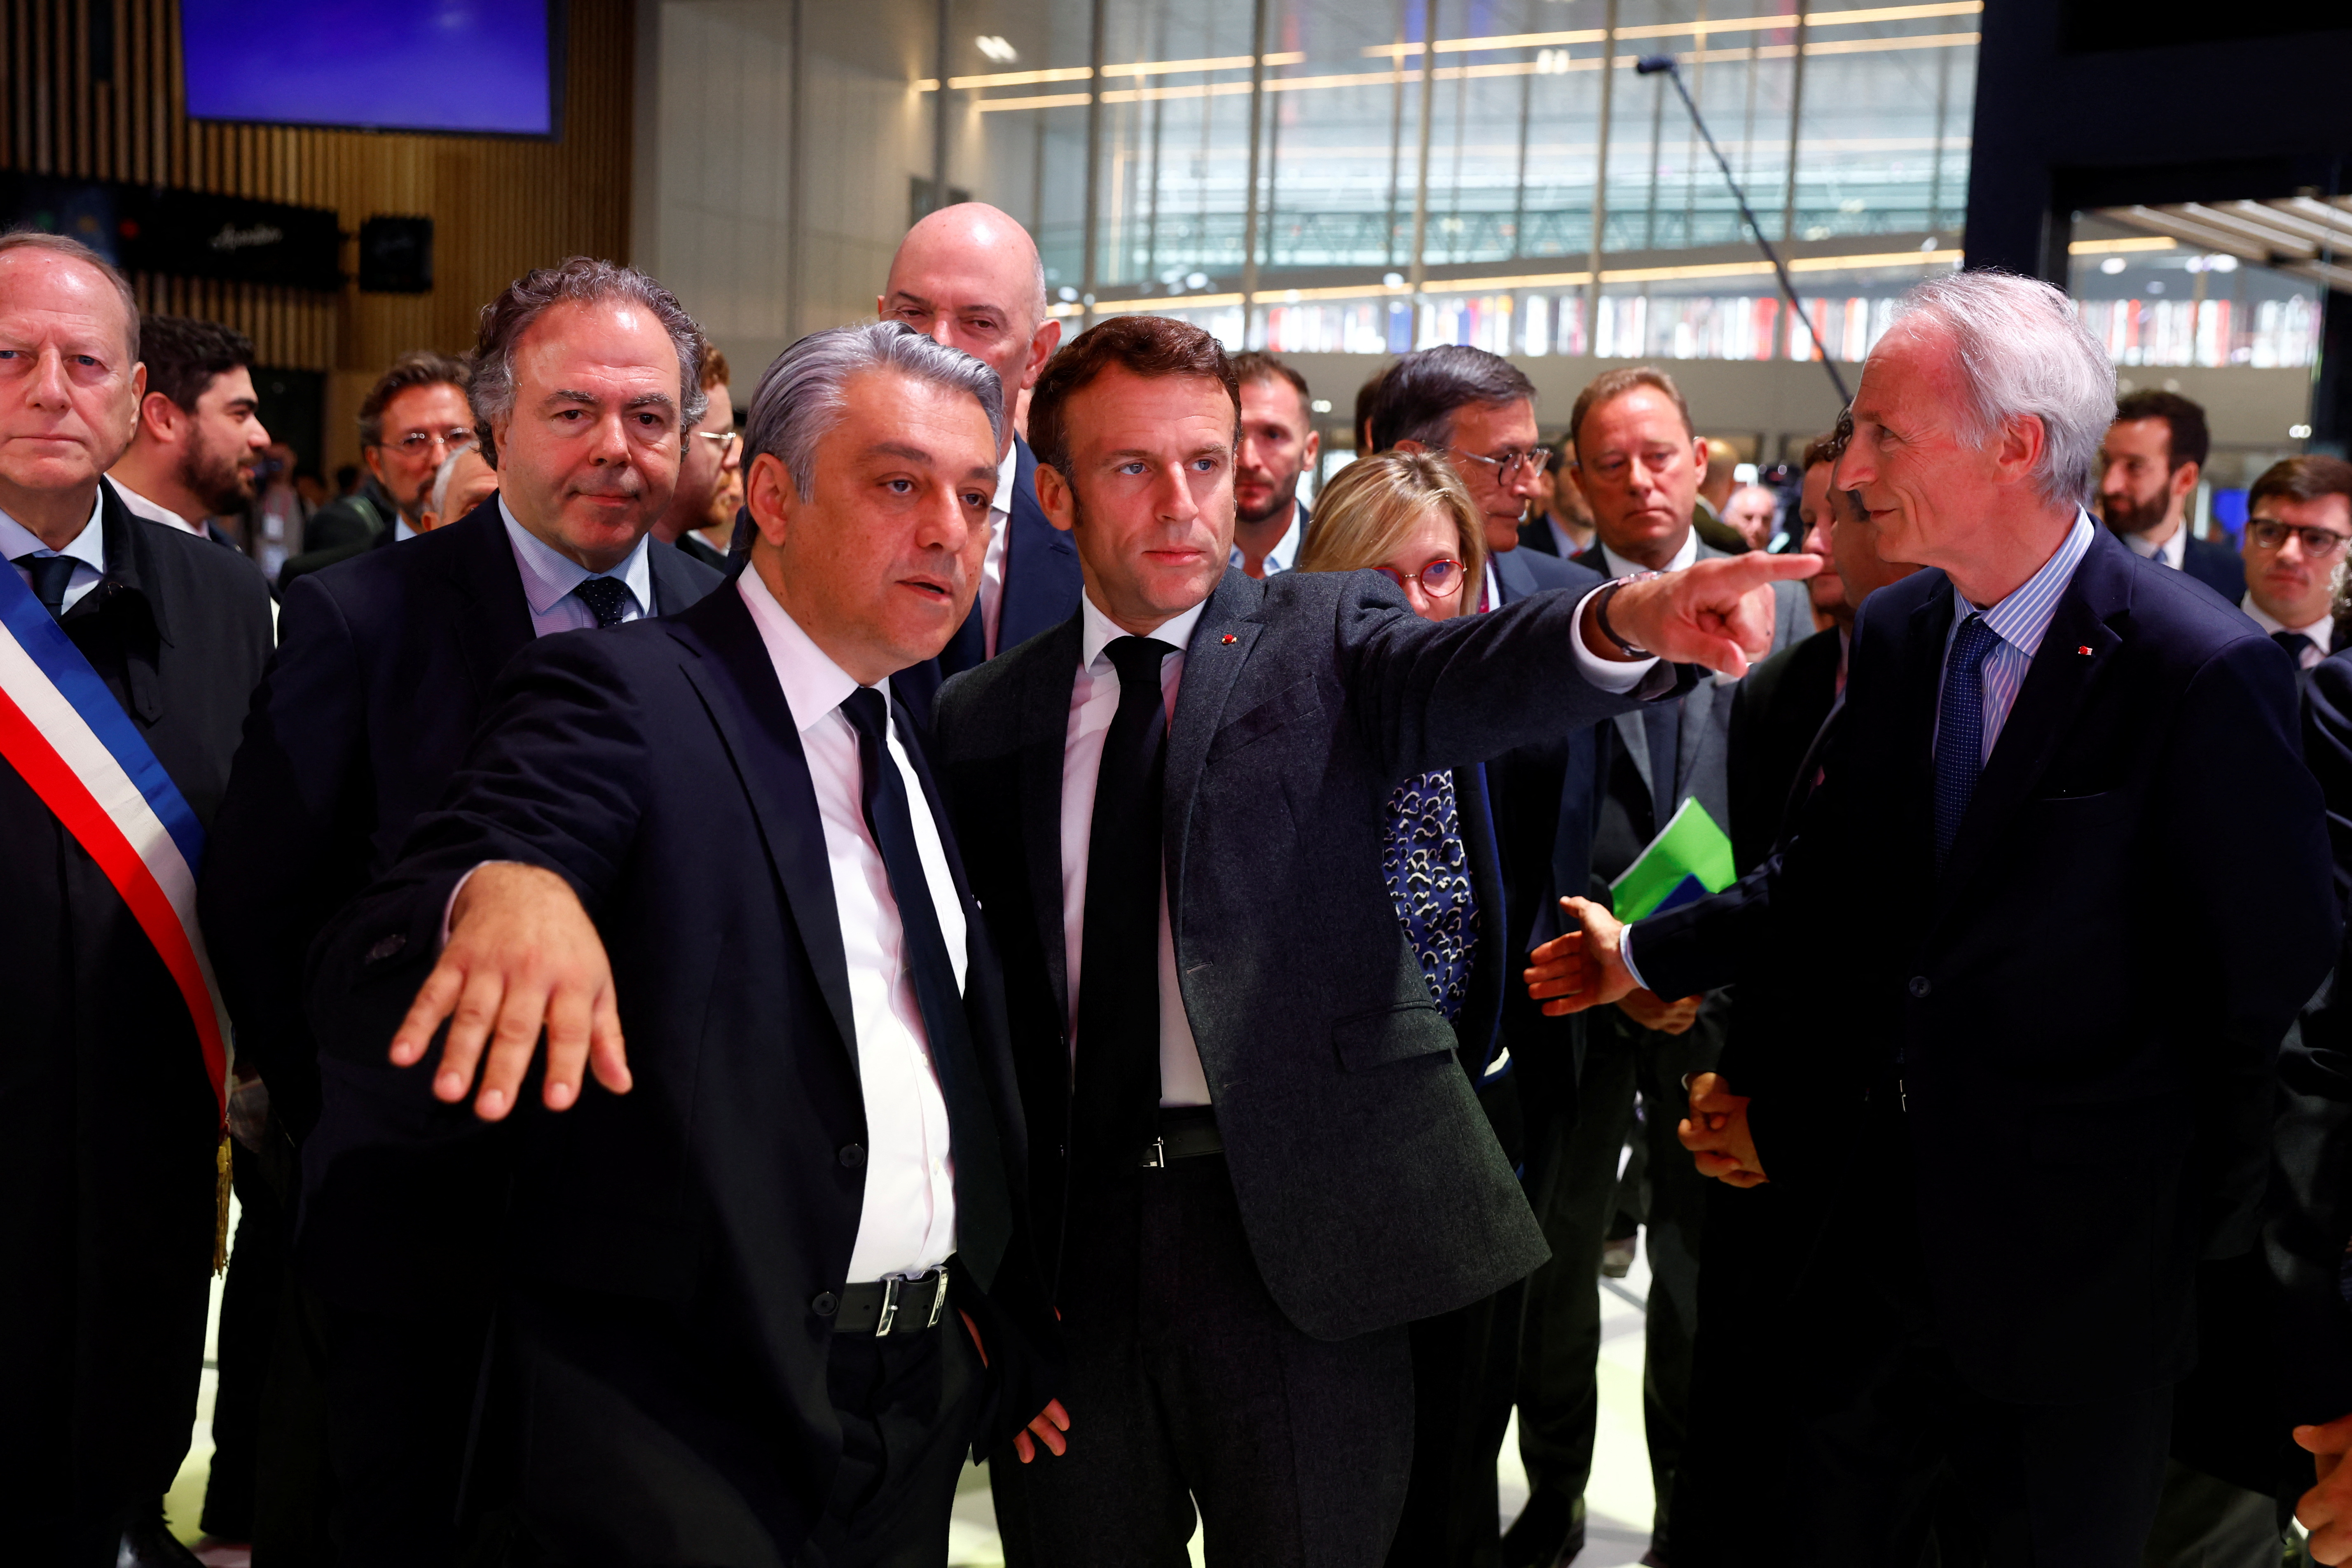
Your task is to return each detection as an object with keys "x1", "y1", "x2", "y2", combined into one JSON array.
[
  {"x1": 1643, "y1": 699, "x2": 1681, "y2": 832},
  {"x1": 2275, "y1": 629, "x2": 2315, "y2": 667},
  {"x1": 1073, "y1": 636, "x2": 1176, "y2": 1171},
  {"x1": 838, "y1": 687, "x2": 1011, "y2": 1280},
  {"x1": 14, "y1": 554, "x2": 77, "y2": 620},
  {"x1": 573, "y1": 575, "x2": 633, "y2": 628}
]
